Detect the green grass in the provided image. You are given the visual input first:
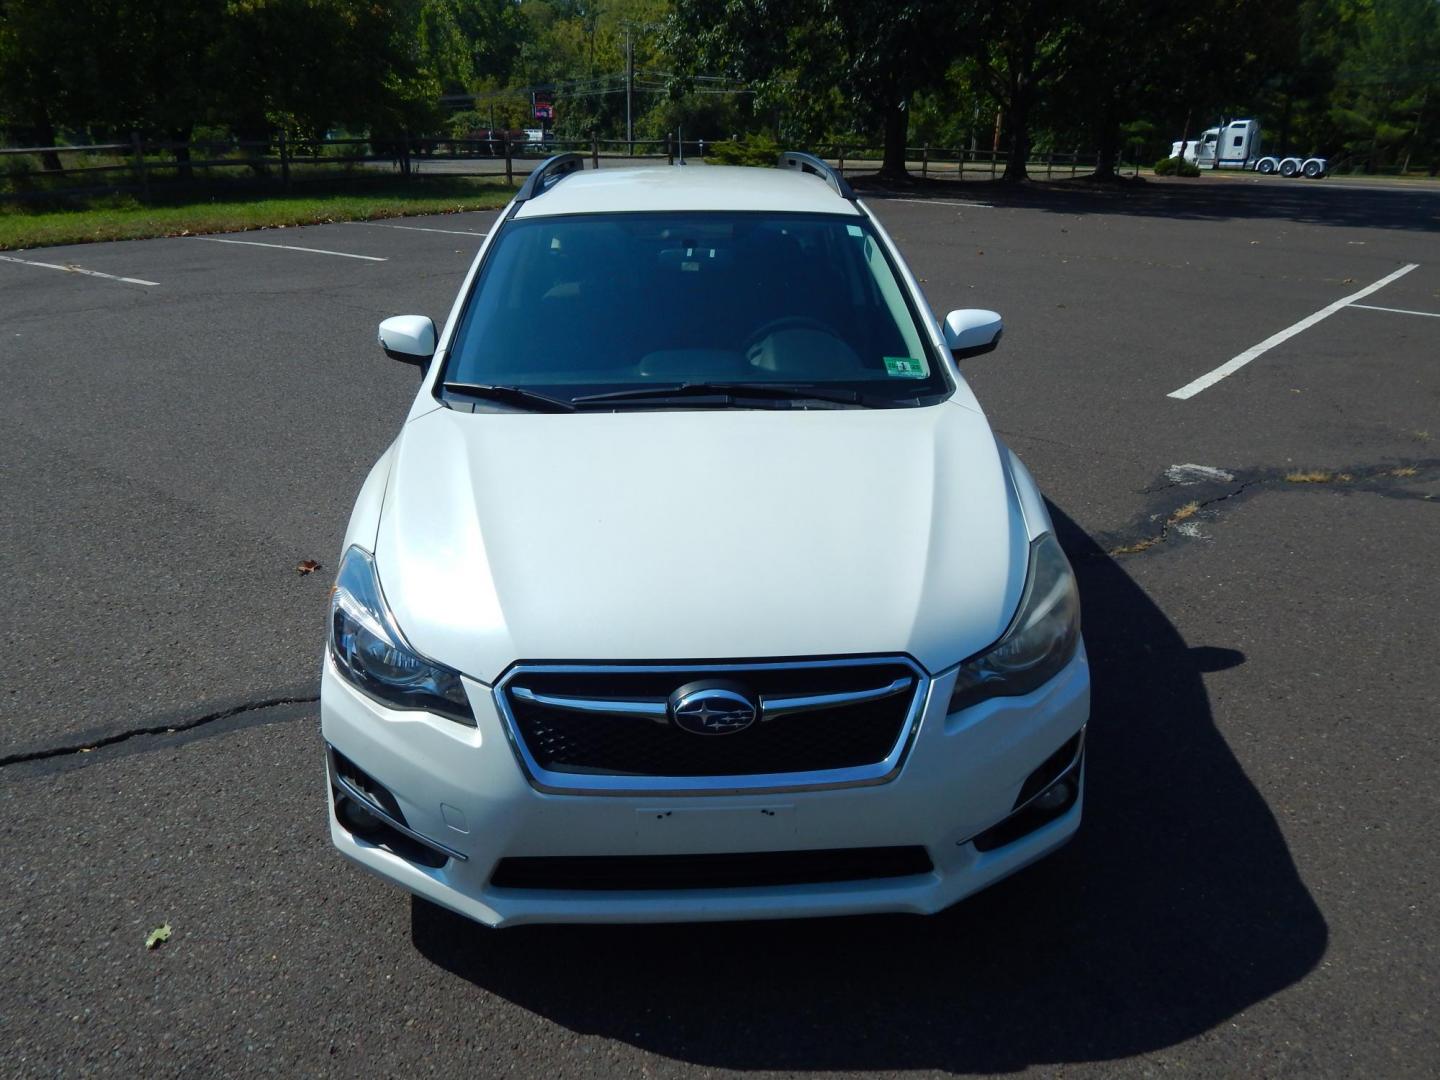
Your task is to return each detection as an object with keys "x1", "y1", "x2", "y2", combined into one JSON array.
[{"x1": 0, "y1": 176, "x2": 516, "y2": 251}]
